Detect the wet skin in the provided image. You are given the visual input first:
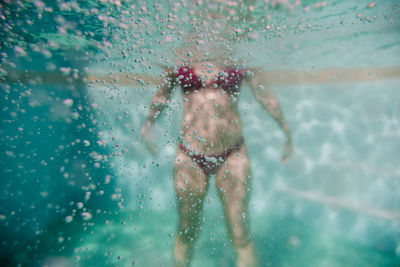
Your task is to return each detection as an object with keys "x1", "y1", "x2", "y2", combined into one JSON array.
[{"x1": 142, "y1": 62, "x2": 292, "y2": 267}]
